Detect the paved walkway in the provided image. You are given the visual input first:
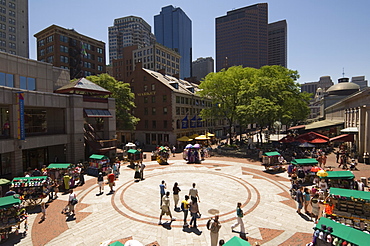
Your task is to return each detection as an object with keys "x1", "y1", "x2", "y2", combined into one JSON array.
[{"x1": 12, "y1": 153, "x2": 344, "y2": 246}]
